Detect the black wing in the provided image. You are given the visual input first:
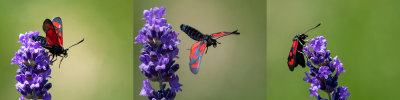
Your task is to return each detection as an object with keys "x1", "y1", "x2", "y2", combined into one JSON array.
[
  {"x1": 211, "y1": 30, "x2": 240, "y2": 39},
  {"x1": 297, "y1": 51, "x2": 305, "y2": 68},
  {"x1": 287, "y1": 40, "x2": 306, "y2": 71},
  {"x1": 52, "y1": 17, "x2": 63, "y2": 36},
  {"x1": 287, "y1": 40, "x2": 298, "y2": 71}
]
